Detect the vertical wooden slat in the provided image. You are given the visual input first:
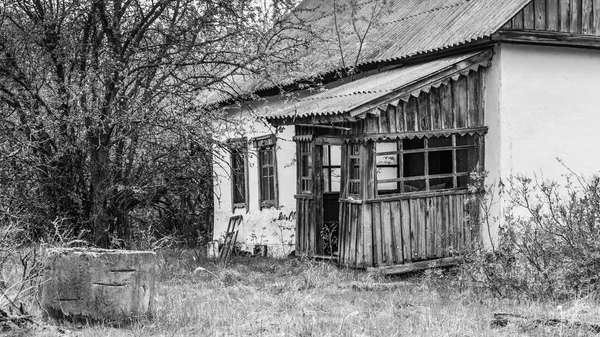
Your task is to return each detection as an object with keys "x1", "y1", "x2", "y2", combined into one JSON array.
[
  {"x1": 547, "y1": 0, "x2": 560, "y2": 30},
  {"x1": 372, "y1": 202, "x2": 382, "y2": 266},
  {"x1": 534, "y1": 0, "x2": 547, "y2": 30},
  {"x1": 454, "y1": 76, "x2": 468, "y2": 129},
  {"x1": 419, "y1": 198, "x2": 428, "y2": 260},
  {"x1": 405, "y1": 97, "x2": 417, "y2": 132},
  {"x1": 513, "y1": 10, "x2": 525, "y2": 29},
  {"x1": 466, "y1": 72, "x2": 478, "y2": 128},
  {"x1": 379, "y1": 107, "x2": 389, "y2": 134},
  {"x1": 523, "y1": 2, "x2": 536, "y2": 29},
  {"x1": 583, "y1": 0, "x2": 593, "y2": 33},
  {"x1": 426, "y1": 198, "x2": 434, "y2": 259},
  {"x1": 296, "y1": 199, "x2": 301, "y2": 253},
  {"x1": 456, "y1": 195, "x2": 464, "y2": 253},
  {"x1": 344, "y1": 204, "x2": 351, "y2": 265},
  {"x1": 363, "y1": 204, "x2": 373, "y2": 267},
  {"x1": 348, "y1": 204, "x2": 356, "y2": 267},
  {"x1": 386, "y1": 105, "x2": 397, "y2": 133},
  {"x1": 381, "y1": 202, "x2": 393, "y2": 265},
  {"x1": 440, "y1": 83, "x2": 453, "y2": 129},
  {"x1": 418, "y1": 94, "x2": 431, "y2": 131},
  {"x1": 572, "y1": 0, "x2": 582, "y2": 33},
  {"x1": 314, "y1": 145, "x2": 323, "y2": 255},
  {"x1": 560, "y1": 0, "x2": 571, "y2": 31},
  {"x1": 392, "y1": 201, "x2": 403, "y2": 264},
  {"x1": 397, "y1": 102, "x2": 406, "y2": 132},
  {"x1": 356, "y1": 205, "x2": 364, "y2": 269},
  {"x1": 430, "y1": 87, "x2": 442, "y2": 130},
  {"x1": 594, "y1": 0, "x2": 600, "y2": 34},
  {"x1": 410, "y1": 199, "x2": 419, "y2": 260},
  {"x1": 401, "y1": 200, "x2": 412, "y2": 262},
  {"x1": 435, "y1": 197, "x2": 443, "y2": 258}
]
